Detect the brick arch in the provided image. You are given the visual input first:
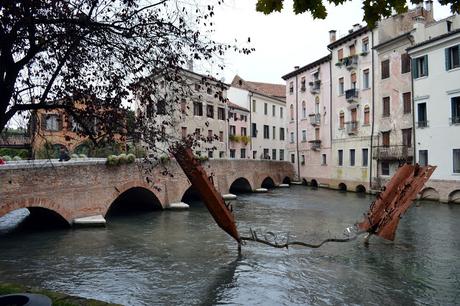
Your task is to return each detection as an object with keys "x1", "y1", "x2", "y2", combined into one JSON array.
[
  {"x1": 228, "y1": 176, "x2": 254, "y2": 193},
  {"x1": 103, "y1": 180, "x2": 165, "y2": 216},
  {"x1": 0, "y1": 197, "x2": 72, "y2": 224},
  {"x1": 448, "y1": 189, "x2": 460, "y2": 204},
  {"x1": 419, "y1": 187, "x2": 440, "y2": 201}
]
